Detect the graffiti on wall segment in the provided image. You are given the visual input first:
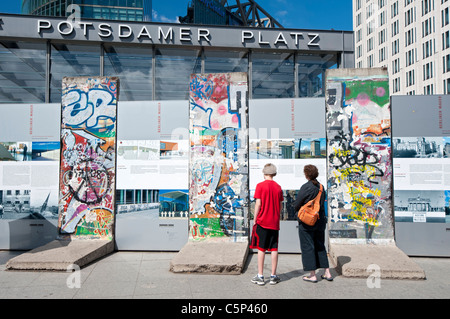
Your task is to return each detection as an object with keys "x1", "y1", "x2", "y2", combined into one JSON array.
[
  {"x1": 58, "y1": 77, "x2": 119, "y2": 240},
  {"x1": 326, "y1": 69, "x2": 394, "y2": 243},
  {"x1": 189, "y1": 73, "x2": 249, "y2": 242}
]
